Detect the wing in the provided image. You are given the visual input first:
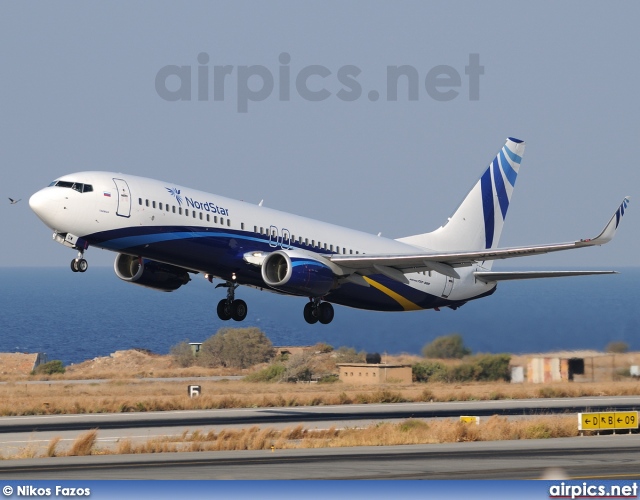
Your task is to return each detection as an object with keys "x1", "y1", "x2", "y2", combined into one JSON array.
[{"x1": 330, "y1": 197, "x2": 630, "y2": 281}]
